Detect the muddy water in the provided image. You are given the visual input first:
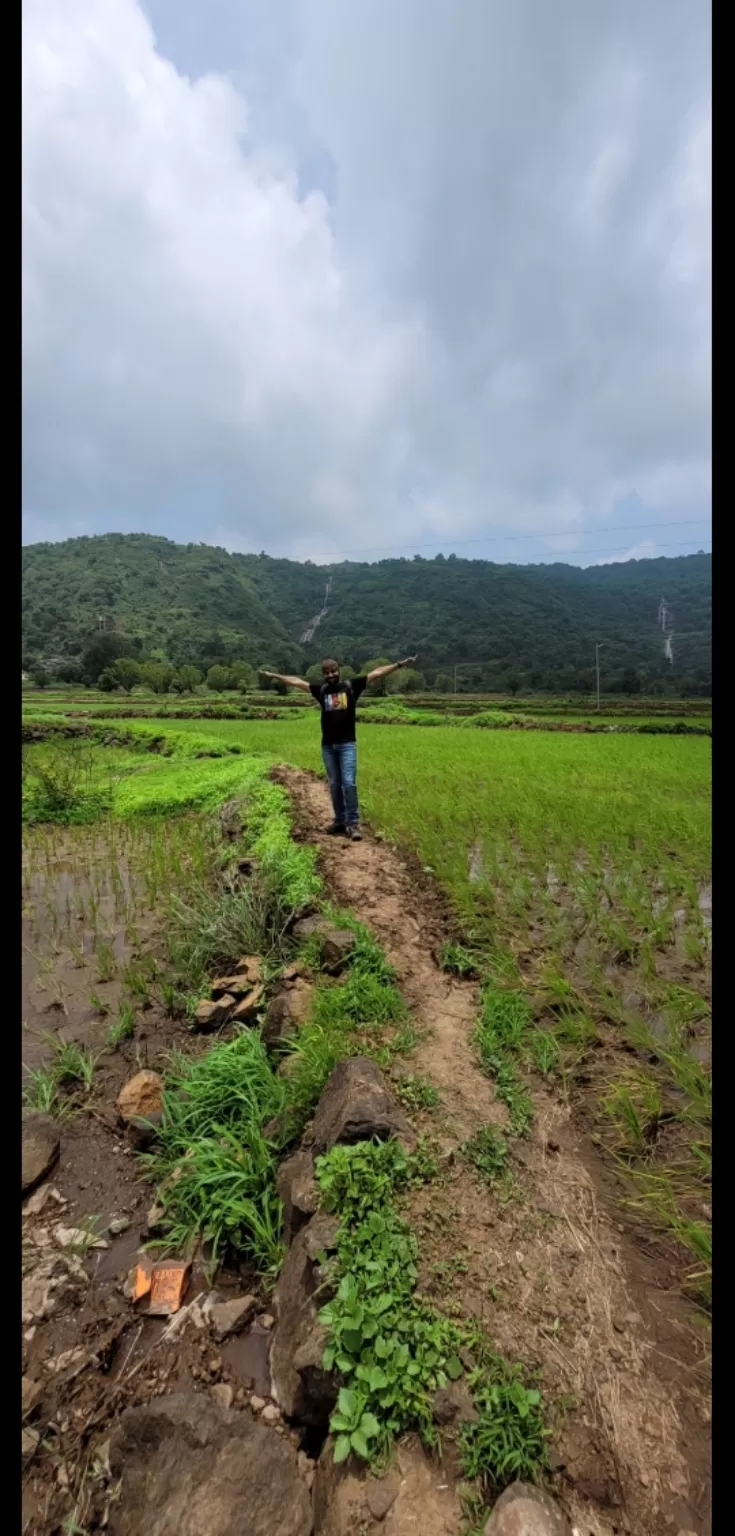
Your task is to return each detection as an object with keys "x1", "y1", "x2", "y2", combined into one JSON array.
[{"x1": 22, "y1": 825, "x2": 160, "y2": 1076}]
